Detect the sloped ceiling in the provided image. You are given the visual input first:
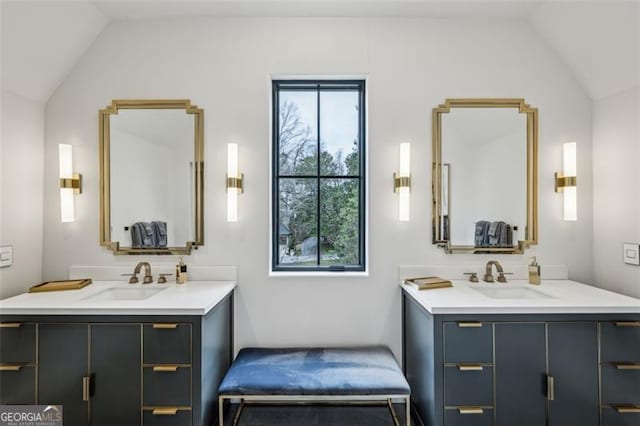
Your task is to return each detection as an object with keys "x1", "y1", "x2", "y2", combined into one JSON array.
[
  {"x1": 529, "y1": 1, "x2": 639, "y2": 100},
  {"x1": 1, "y1": 1, "x2": 638, "y2": 102},
  {"x1": 1, "y1": 1, "x2": 108, "y2": 102}
]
